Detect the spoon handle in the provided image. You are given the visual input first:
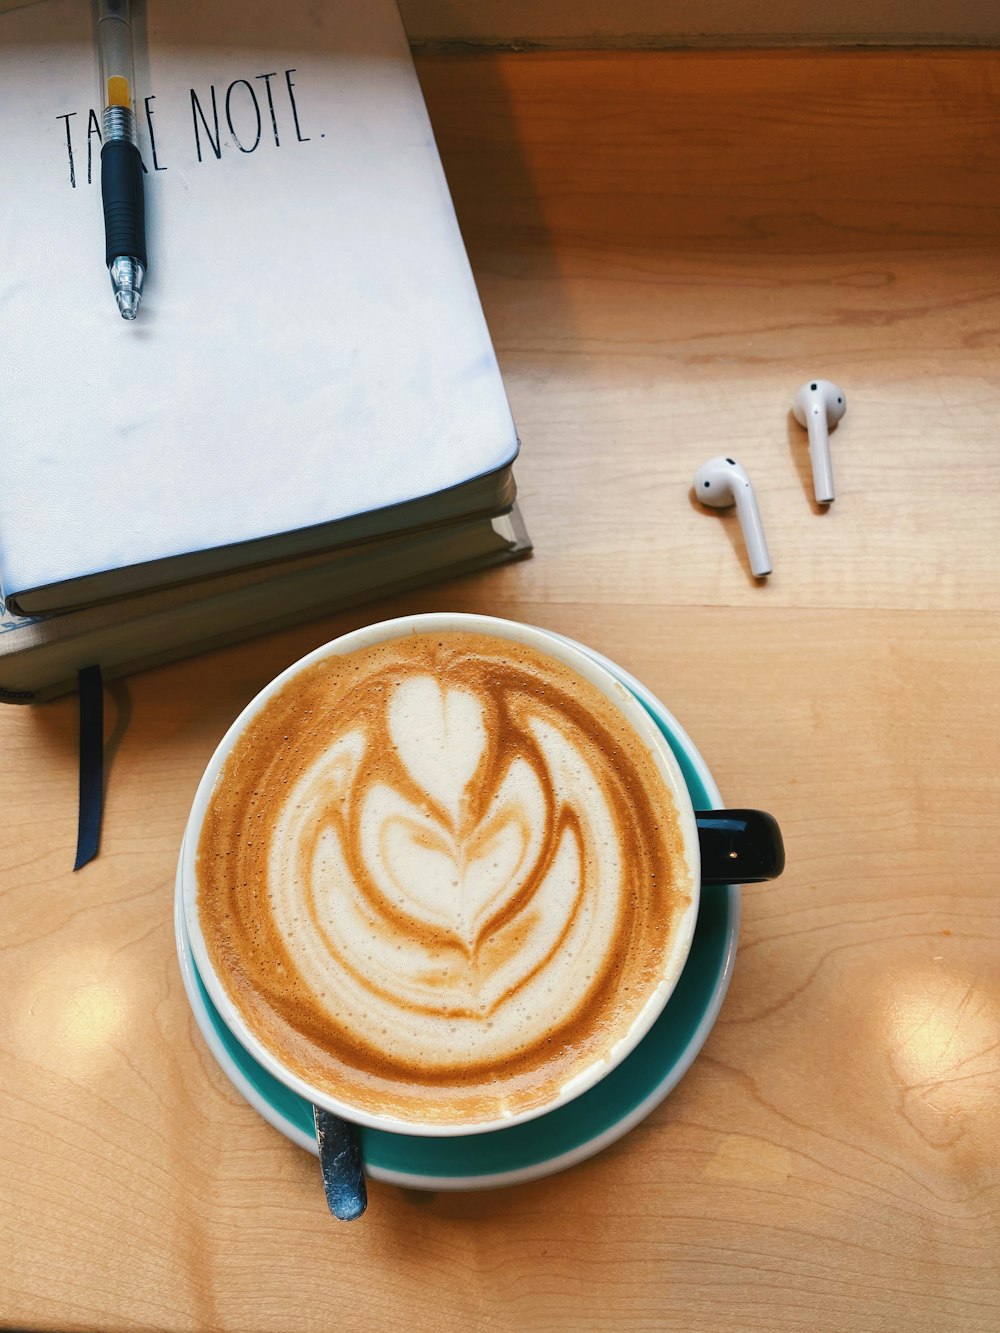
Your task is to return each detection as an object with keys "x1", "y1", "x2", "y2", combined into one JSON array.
[{"x1": 313, "y1": 1106, "x2": 367, "y2": 1221}]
